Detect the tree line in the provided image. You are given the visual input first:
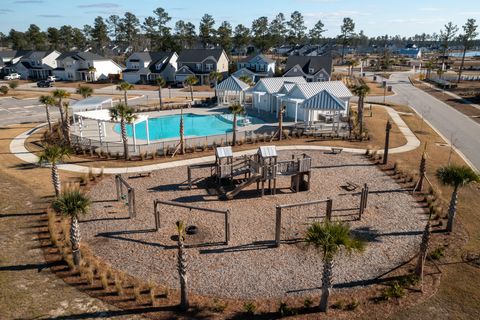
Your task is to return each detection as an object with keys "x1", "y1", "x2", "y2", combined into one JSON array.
[{"x1": 0, "y1": 7, "x2": 478, "y2": 58}]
